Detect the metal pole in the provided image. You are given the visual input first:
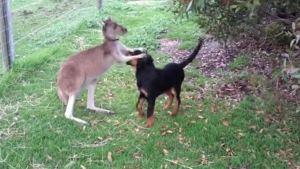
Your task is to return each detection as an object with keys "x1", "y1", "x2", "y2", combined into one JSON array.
[
  {"x1": 5, "y1": 0, "x2": 14, "y2": 64},
  {"x1": 98, "y1": 0, "x2": 103, "y2": 9},
  {"x1": 0, "y1": 0, "x2": 14, "y2": 72}
]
